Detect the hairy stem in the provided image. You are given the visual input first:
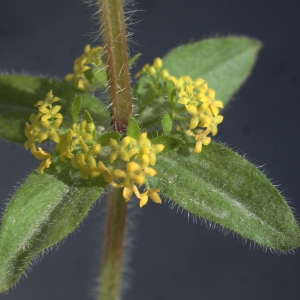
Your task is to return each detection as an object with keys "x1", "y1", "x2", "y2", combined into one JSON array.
[
  {"x1": 99, "y1": 0, "x2": 132, "y2": 133},
  {"x1": 99, "y1": 187, "x2": 127, "y2": 300},
  {"x1": 98, "y1": 0, "x2": 131, "y2": 299}
]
